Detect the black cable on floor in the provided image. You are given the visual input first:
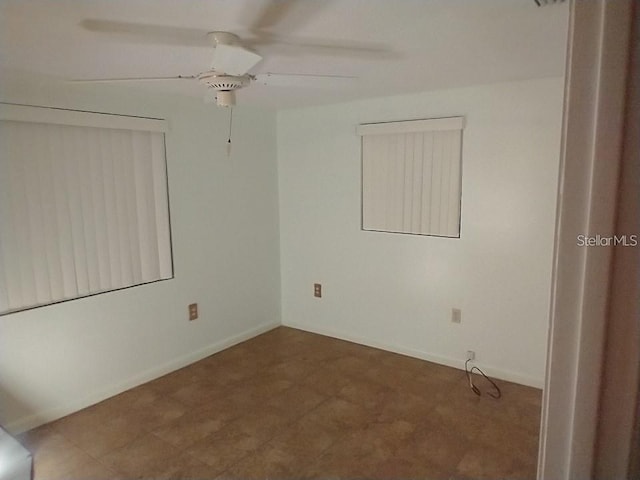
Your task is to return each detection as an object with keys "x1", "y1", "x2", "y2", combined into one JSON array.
[{"x1": 465, "y1": 358, "x2": 502, "y2": 399}]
